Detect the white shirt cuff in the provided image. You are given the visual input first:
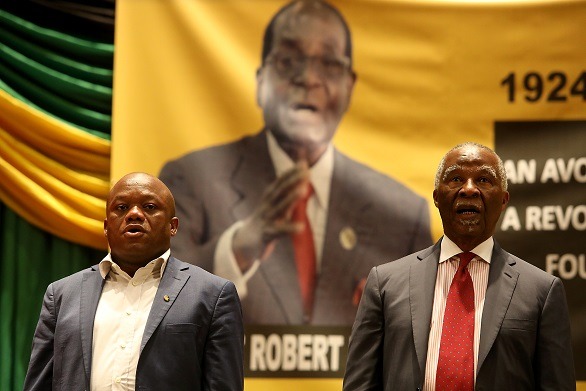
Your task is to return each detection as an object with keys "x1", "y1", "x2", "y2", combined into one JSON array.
[{"x1": 213, "y1": 220, "x2": 260, "y2": 299}]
